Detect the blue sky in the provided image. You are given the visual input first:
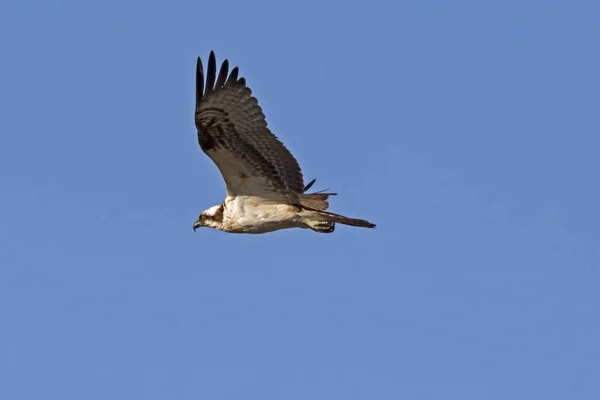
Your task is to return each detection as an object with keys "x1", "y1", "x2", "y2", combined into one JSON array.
[{"x1": 1, "y1": 0, "x2": 599, "y2": 399}]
